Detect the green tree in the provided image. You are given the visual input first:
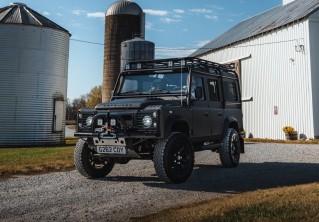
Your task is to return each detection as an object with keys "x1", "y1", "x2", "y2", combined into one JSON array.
[{"x1": 86, "y1": 85, "x2": 102, "y2": 108}]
